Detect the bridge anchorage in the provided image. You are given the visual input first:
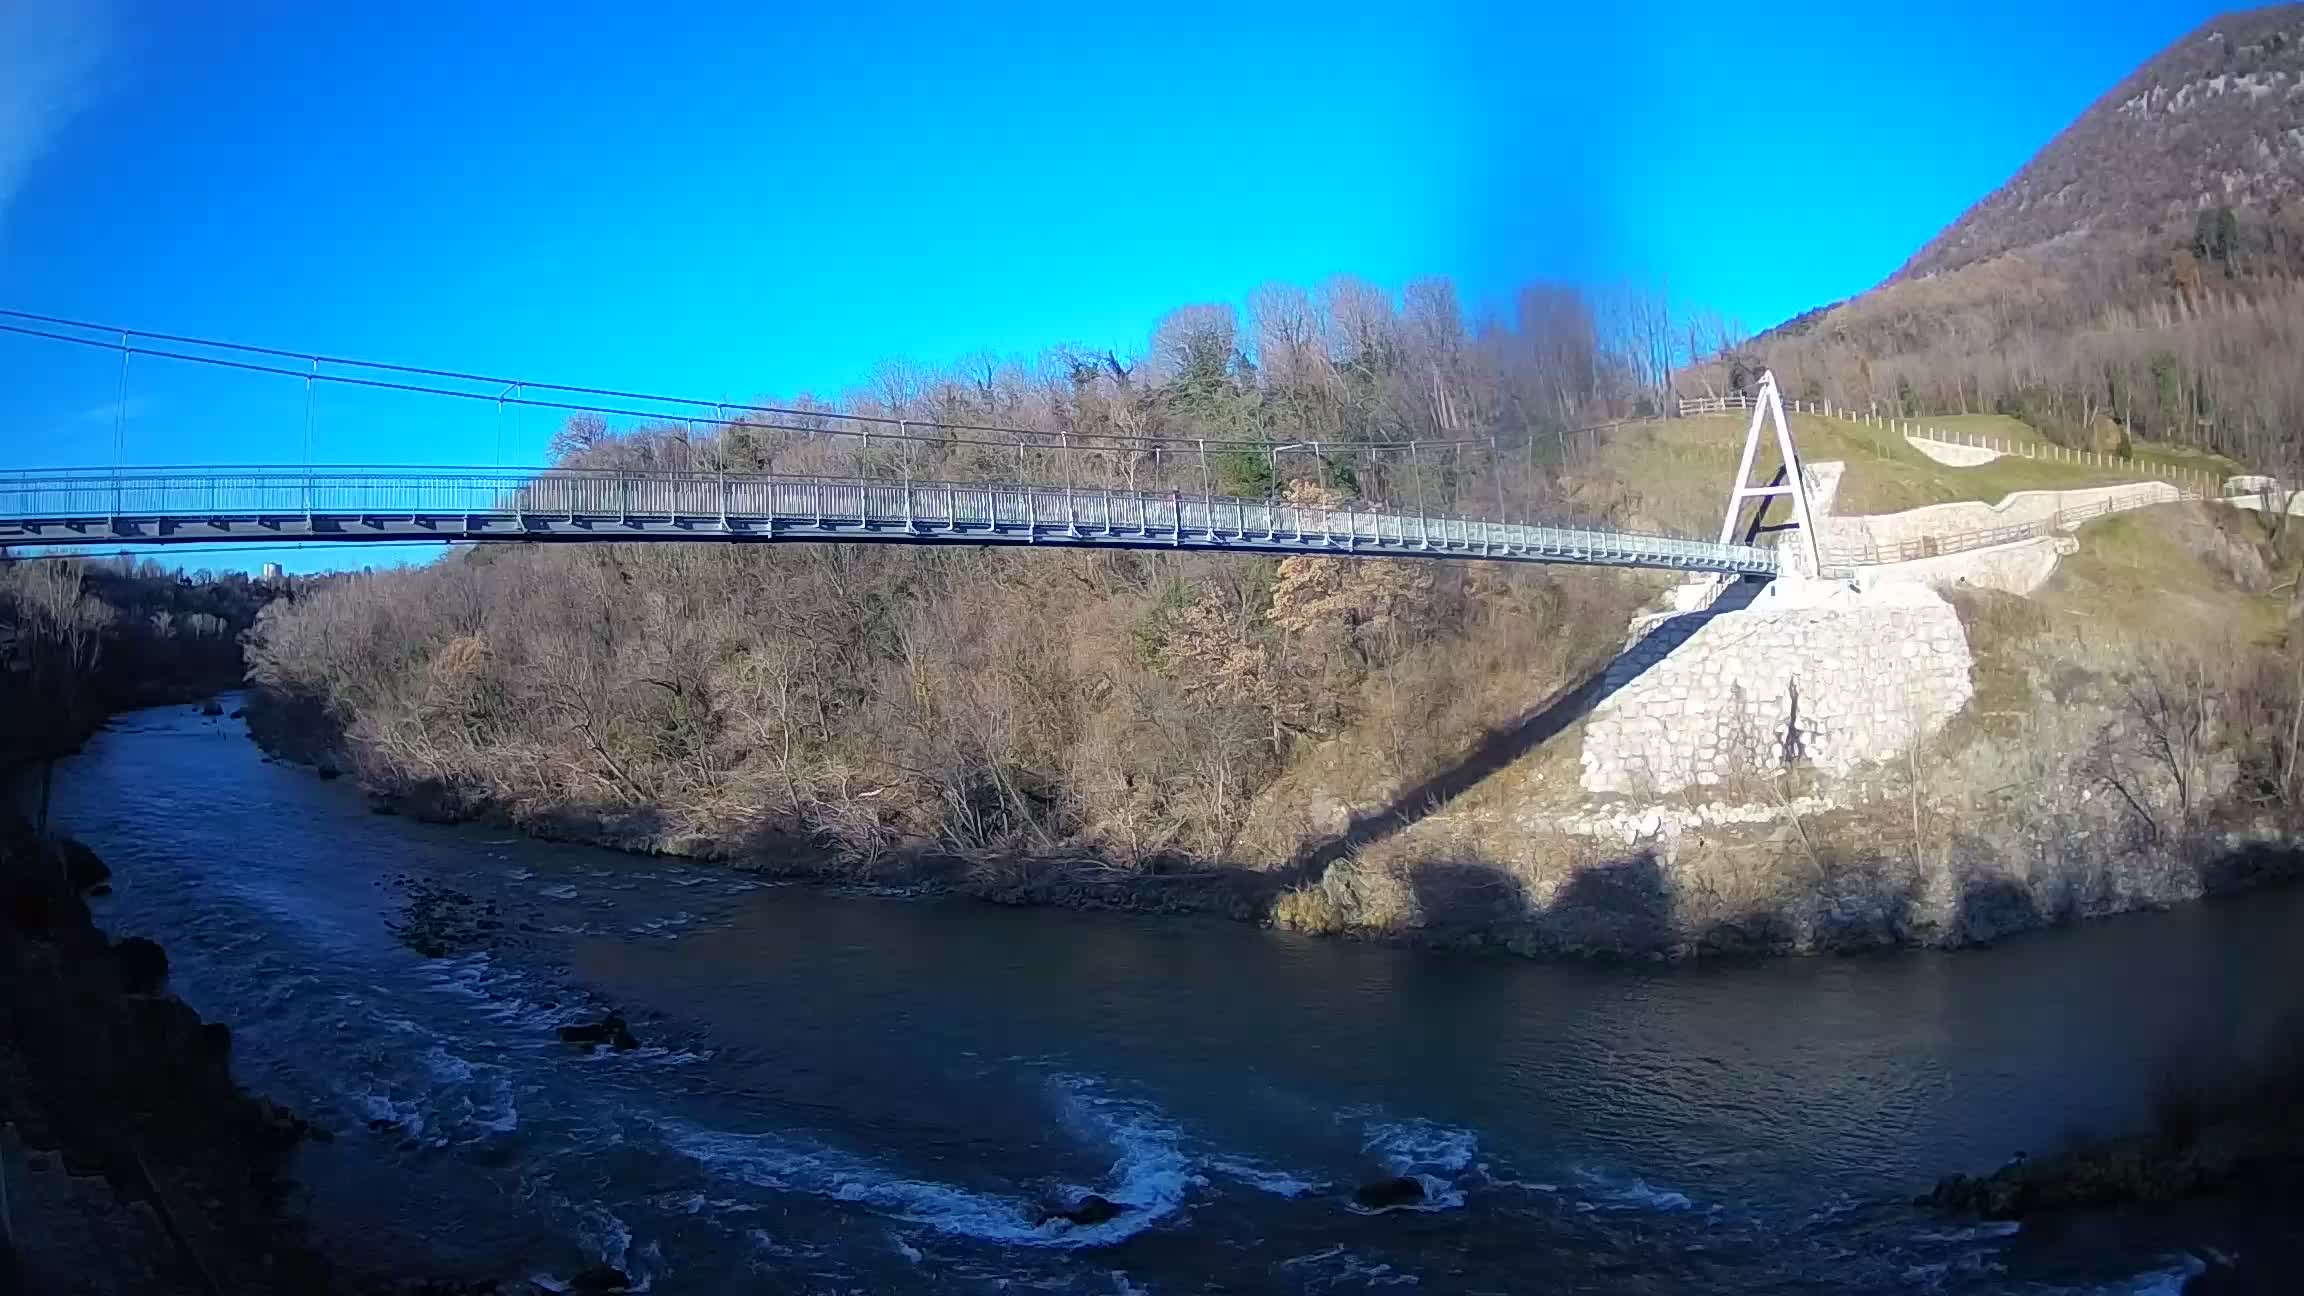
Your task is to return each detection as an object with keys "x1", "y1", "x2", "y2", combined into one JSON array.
[{"x1": 0, "y1": 311, "x2": 1801, "y2": 579}]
